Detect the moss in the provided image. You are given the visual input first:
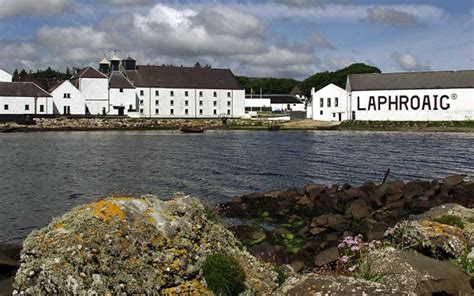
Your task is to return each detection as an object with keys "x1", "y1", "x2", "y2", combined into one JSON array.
[
  {"x1": 432, "y1": 215, "x2": 465, "y2": 229},
  {"x1": 260, "y1": 211, "x2": 270, "y2": 219},
  {"x1": 273, "y1": 266, "x2": 287, "y2": 286},
  {"x1": 280, "y1": 233, "x2": 304, "y2": 254},
  {"x1": 203, "y1": 206, "x2": 217, "y2": 222},
  {"x1": 452, "y1": 252, "x2": 474, "y2": 276},
  {"x1": 202, "y1": 254, "x2": 246, "y2": 296}
]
